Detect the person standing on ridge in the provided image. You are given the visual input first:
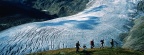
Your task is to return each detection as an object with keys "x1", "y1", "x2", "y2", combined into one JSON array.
[
  {"x1": 76, "y1": 41, "x2": 80, "y2": 52},
  {"x1": 100, "y1": 39, "x2": 104, "y2": 48},
  {"x1": 90, "y1": 40, "x2": 95, "y2": 49},
  {"x1": 110, "y1": 39, "x2": 114, "y2": 48}
]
